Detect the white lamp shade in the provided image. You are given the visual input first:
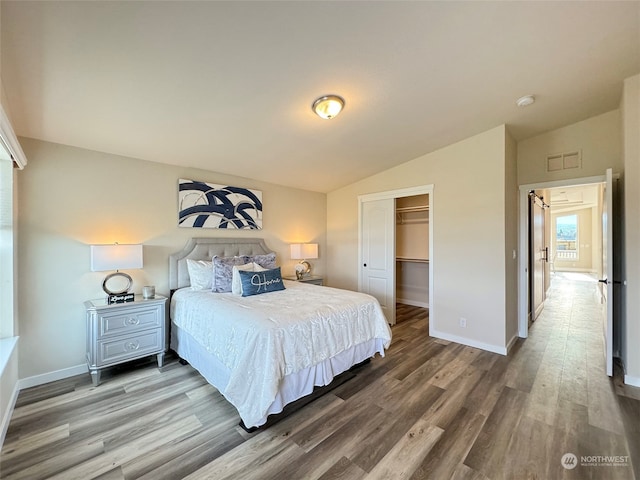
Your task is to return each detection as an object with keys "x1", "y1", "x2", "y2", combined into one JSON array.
[
  {"x1": 91, "y1": 244, "x2": 143, "y2": 271},
  {"x1": 290, "y1": 243, "x2": 318, "y2": 260}
]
